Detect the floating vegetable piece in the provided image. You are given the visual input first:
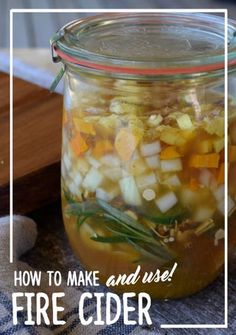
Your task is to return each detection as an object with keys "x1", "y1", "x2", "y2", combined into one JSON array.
[
  {"x1": 115, "y1": 128, "x2": 141, "y2": 161},
  {"x1": 145, "y1": 155, "x2": 160, "y2": 169},
  {"x1": 160, "y1": 158, "x2": 182, "y2": 172},
  {"x1": 177, "y1": 114, "x2": 193, "y2": 130},
  {"x1": 160, "y1": 146, "x2": 181, "y2": 160},
  {"x1": 70, "y1": 133, "x2": 88, "y2": 156},
  {"x1": 142, "y1": 189, "x2": 156, "y2": 201},
  {"x1": 155, "y1": 192, "x2": 178, "y2": 213},
  {"x1": 93, "y1": 140, "x2": 113, "y2": 158},
  {"x1": 74, "y1": 118, "x2": 96, "y2": 135},
  {"x1": 204, "y1": 117, "x2": 224, "y2": 137},
  {"x1": 136, "y1": 172, "x2": 157, "y2": 189},
  {"x1": 119, "y1": 175, "x2": 142, "y2": 206},
  {"x1": 189, "y1": 153, "x2": 220, "y2": 168},
  {"x1": 140, "y1": 141, "x2": 161, "y2": 157},
  {"x1": 196, "y1": 140, "x2": 213, "y2": 154},
  {"x1": 82, "y1": 167, "x2": 103, "y2": 192}
]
